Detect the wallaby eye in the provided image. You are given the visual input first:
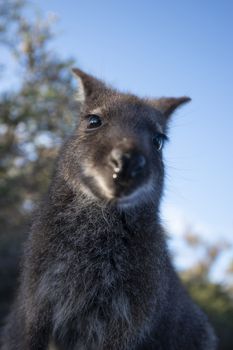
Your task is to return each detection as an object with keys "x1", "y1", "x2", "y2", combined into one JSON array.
[
  {"x1": 86, "y1": 114, "x2": 102, "y2": 129},
  {"x1": 152, "y1": 133, "x2": 167, "y2": 151}
]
